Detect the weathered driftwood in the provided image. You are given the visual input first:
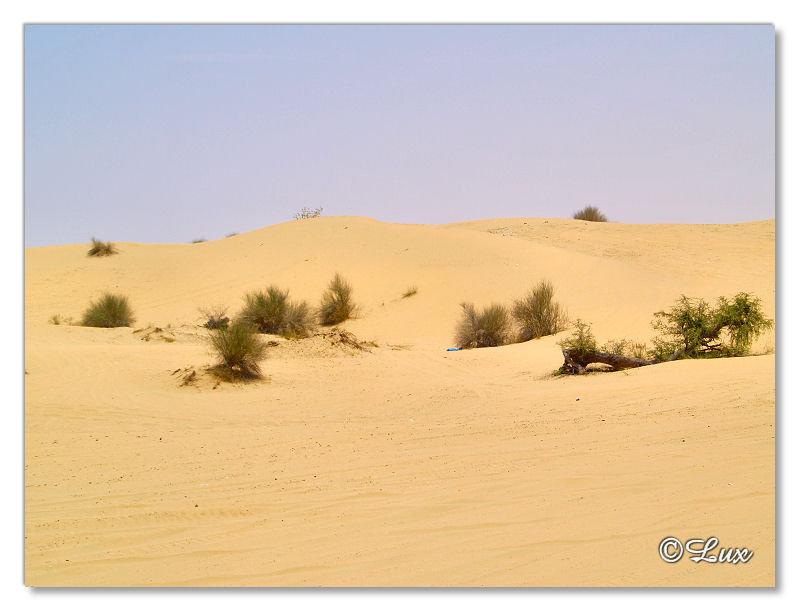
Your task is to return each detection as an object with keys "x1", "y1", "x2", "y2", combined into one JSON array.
[{"x1": 560, "y1": 347, "x2": 684, "y2": 375}]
